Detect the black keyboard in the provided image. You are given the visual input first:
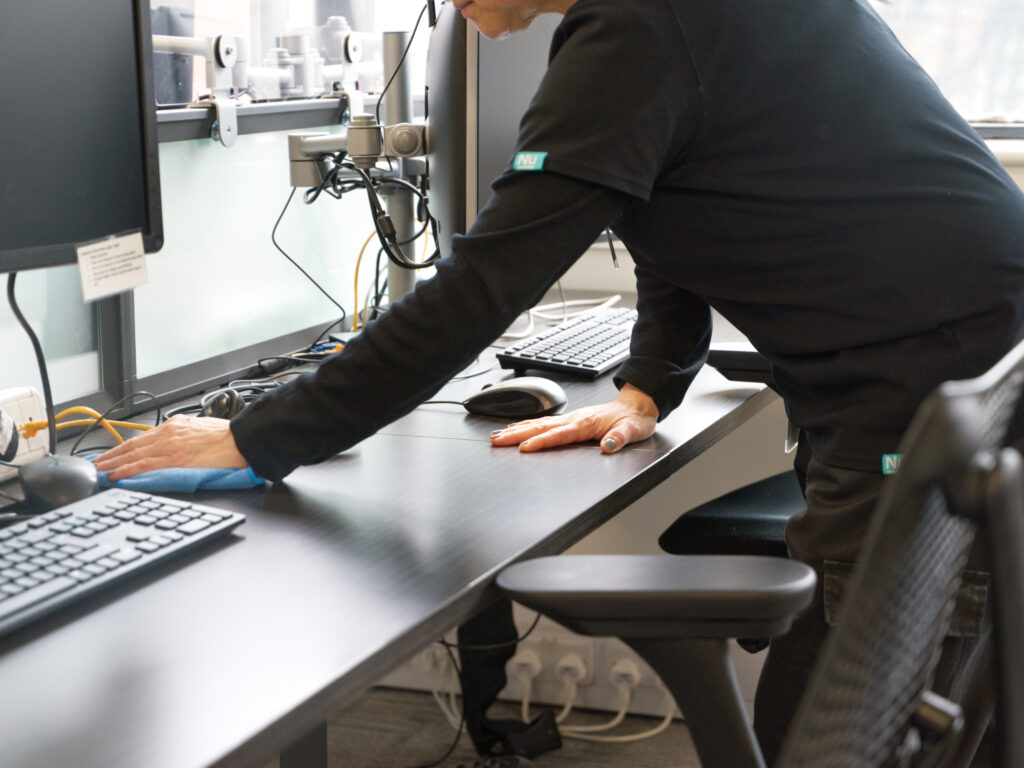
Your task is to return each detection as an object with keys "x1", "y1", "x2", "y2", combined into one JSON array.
[
  {"x1": 497, "y1": 307, "x2": 637, "y2": 378},
  {"x1": 0, "y1": 489, "x2": 244, "y2": 638}
]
